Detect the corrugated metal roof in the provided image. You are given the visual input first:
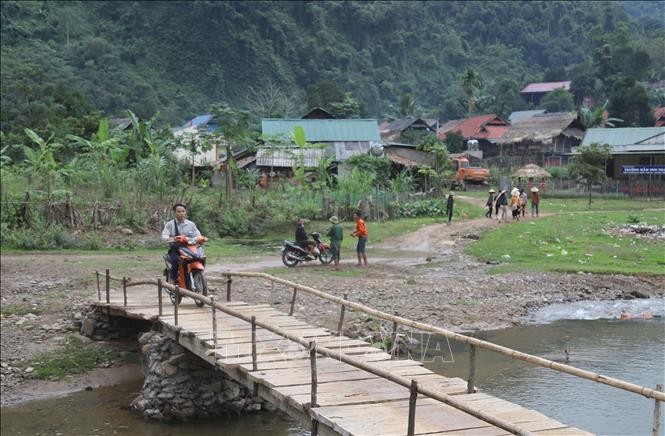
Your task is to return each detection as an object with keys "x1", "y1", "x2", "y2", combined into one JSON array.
[
  {"x1": 508, "y1": 110, "x2": 546, "y2": 124},
  {"x1": 262, "y1": 119, "x2": 380, "y2": 142},
  {"x1": 581, "y1": 128, "x2": 665, "y2": 147},
  {"x1": 255, "y1": 147, "x2": 329, "y2": 168},
  {"x1": 521, "y1": 81, "x2": 571, "y2": 93}
]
